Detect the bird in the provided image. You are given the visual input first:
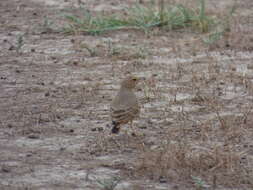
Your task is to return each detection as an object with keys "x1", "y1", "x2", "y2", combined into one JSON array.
[{"x1": 110, "y1": 76, "x2": 141, "y2": 134}]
